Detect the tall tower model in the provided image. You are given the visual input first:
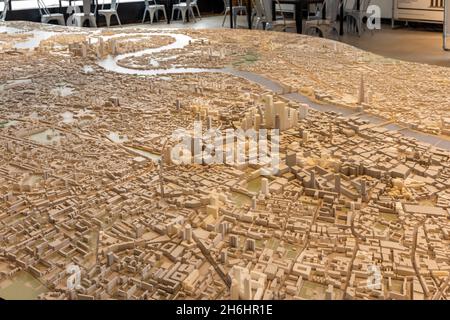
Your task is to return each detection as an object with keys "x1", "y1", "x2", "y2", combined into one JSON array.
[{"x1": 358, "y1": 74, "x2": 366, "y2": 105}]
